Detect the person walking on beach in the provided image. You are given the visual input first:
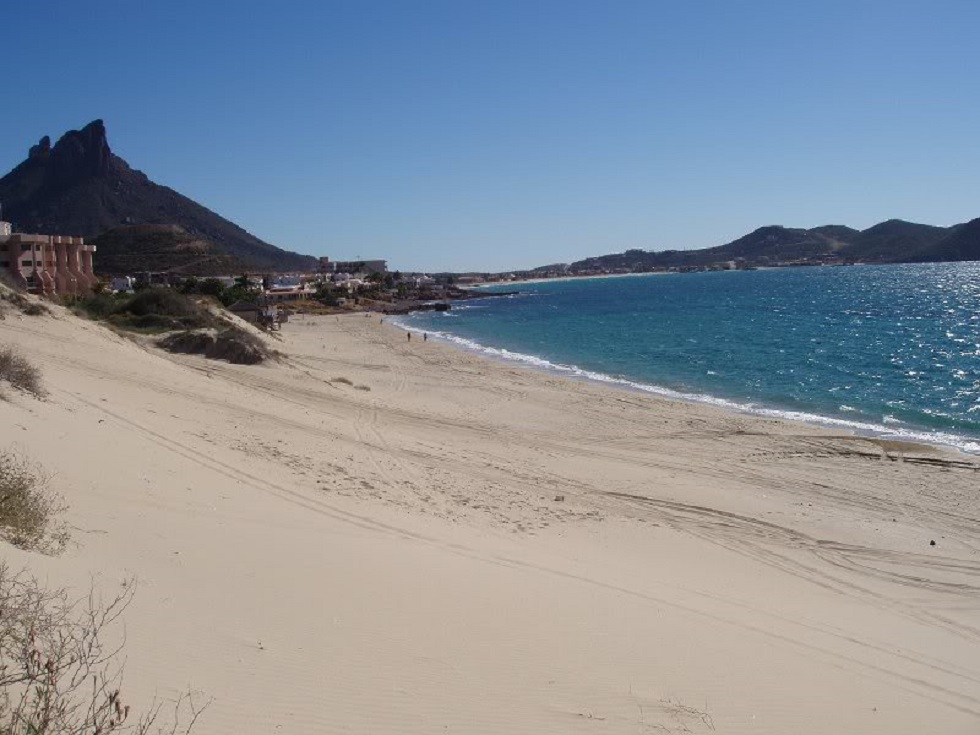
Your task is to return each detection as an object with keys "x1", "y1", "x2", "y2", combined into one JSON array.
[
  {"x1": 407, "y1": 332, "x2": 411, "y2": 342},
  {"x1": 424, "y1": 333, "x2": 428, "y2": 342}
]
